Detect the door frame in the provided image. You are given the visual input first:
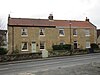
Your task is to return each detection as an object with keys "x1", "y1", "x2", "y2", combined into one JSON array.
[{"x1": 74, "y1": 41, "x2": 78, "y2": 49}]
